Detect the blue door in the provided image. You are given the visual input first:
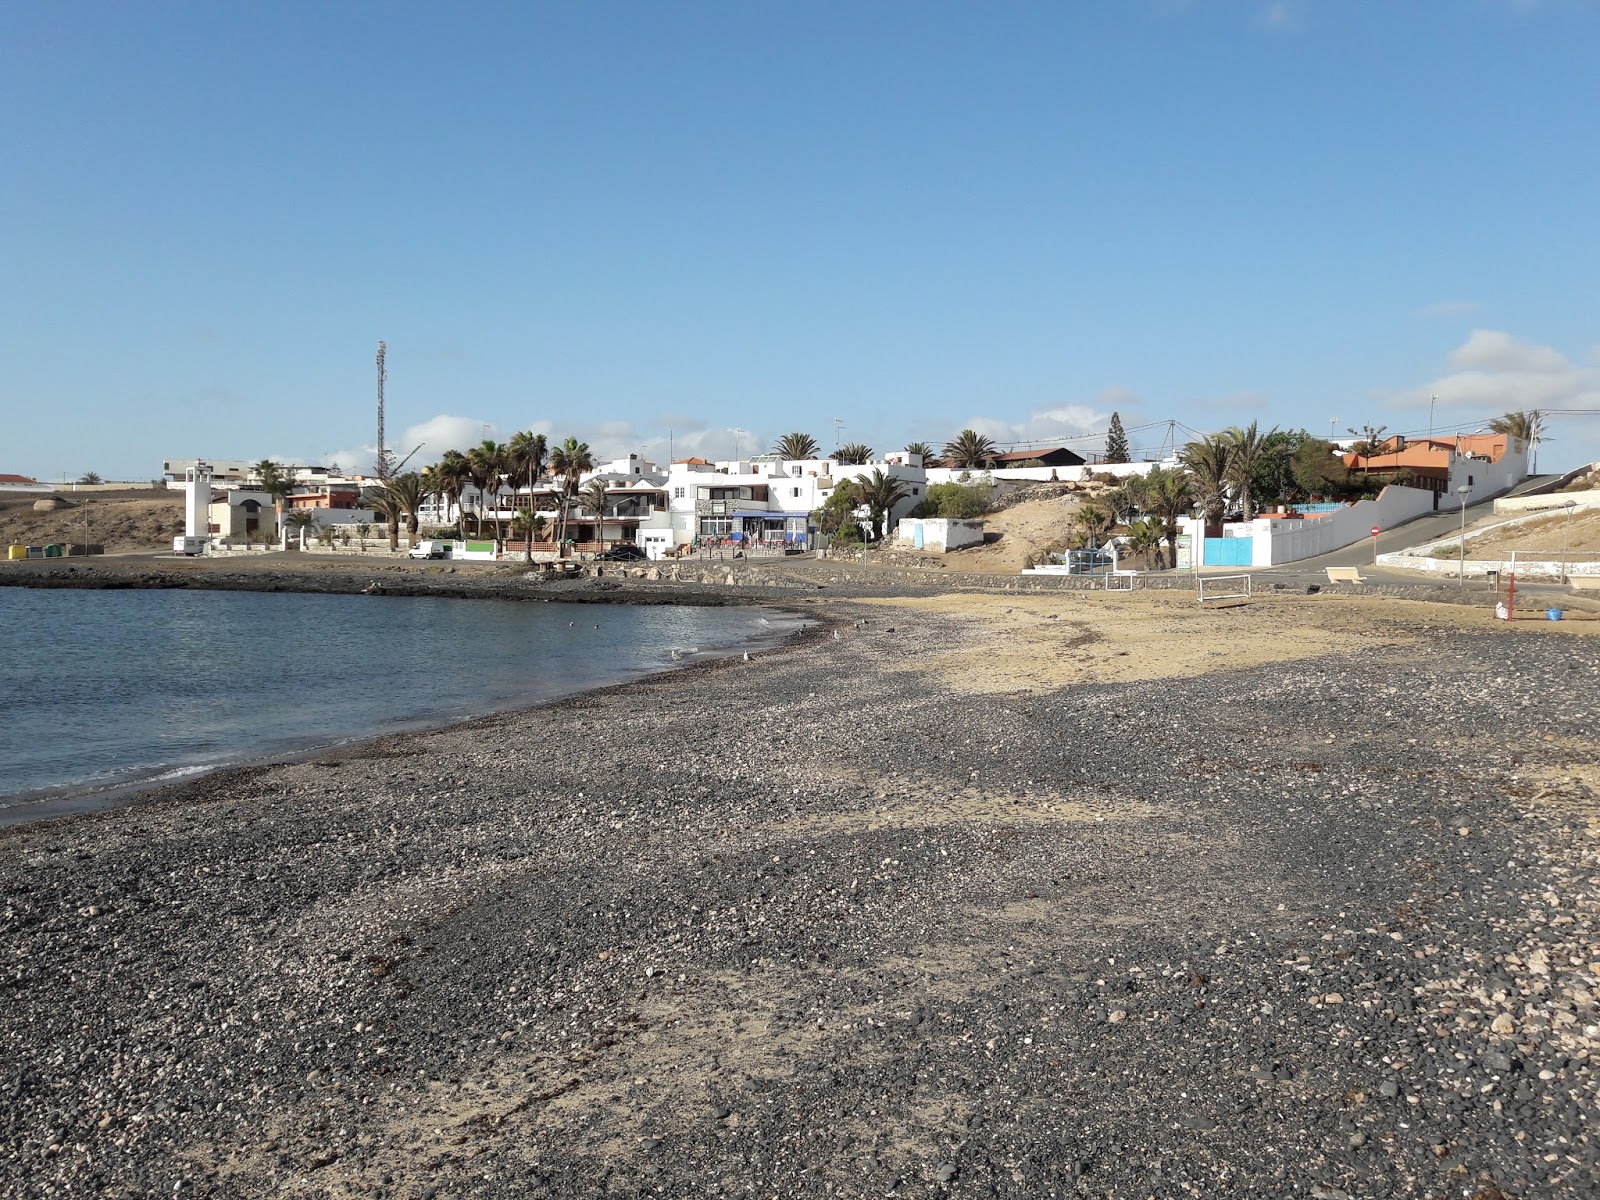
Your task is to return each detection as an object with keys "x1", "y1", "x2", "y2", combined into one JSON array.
[{"x1": 1203, "y1": 537, "x2": 1253, "y2": 566}]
